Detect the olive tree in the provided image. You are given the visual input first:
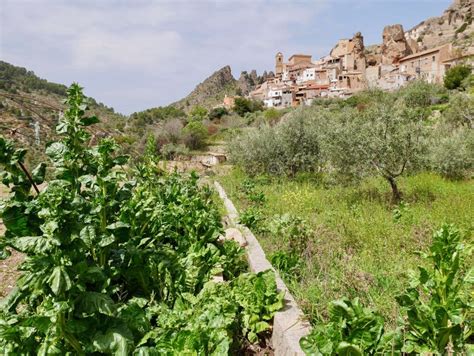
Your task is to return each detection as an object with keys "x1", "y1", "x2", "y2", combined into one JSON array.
[{"x1": 326, "y1": 101, "x2": 427, "y2": 202}]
